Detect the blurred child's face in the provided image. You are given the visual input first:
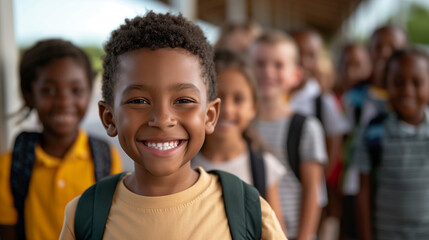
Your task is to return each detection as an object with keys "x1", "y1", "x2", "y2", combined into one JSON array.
[
  {"x1": 99, "y1": 48, "x2": 219, "y2": 177},
  {"x1": 294, "y1": 32, "x2": 322, "y2": 80},
  {"x1": 387, "y1": 54, "x2": 429, "y2": 126},
  {"x1": 251, "y1": 42, "x2": 301, "y2": 99},
  {"x1": 29, "y1": 57, "x2": 91, "y2": 137},
  {"x1": 370, "y1": 28, "x2": 407, "y2": 87},
  {"x1": 340, "y1": 46, "x2": 371, "y2": 90},
  {"x1": 211, "y1": 68, "x2": 256, "y2": 139}
]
